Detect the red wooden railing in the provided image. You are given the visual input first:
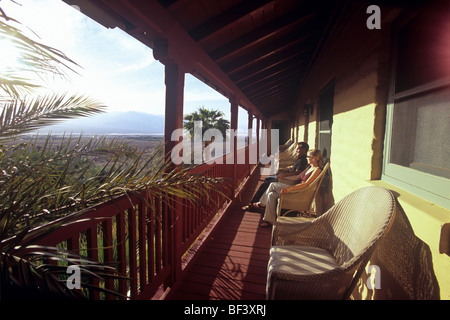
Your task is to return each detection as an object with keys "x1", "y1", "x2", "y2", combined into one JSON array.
[{"x1": 19, "y1": 144, "x2": 257, "y2": 300}]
